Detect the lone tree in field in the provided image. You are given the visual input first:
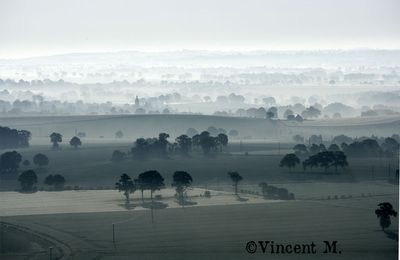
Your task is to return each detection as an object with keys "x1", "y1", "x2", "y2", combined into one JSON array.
[
  {"x1": 172, "y1": 171, "x2": 193, "y2": 205},
  {"x1": 44, "y1": 174, "x2": 66, "y2": 190},
  {"x1": 228, "y1": 171, "x2": 243, "y2": 195},
  {"x1": 279, "y1": 153, "x2": 300, "y2": 171},
  {"x1": 137, "y1": 170, "x2": 165, "y2": 202},
  {"x1": 69, "y1": 136, "x2": 82, "y2": 149},
  {"x1": 50, "y1": 132, "x2": 62, "y2": 150},
  {"x1": 115, "y1": 173, "x2": 136, "y2": 203},
  {"x1": 18, "y1": 170, "x2": 38, "y2": 191},
  {"x1": 375, "y1": 202, "x2": 397, "y2": 231},
  {"x1": 33, "y1": 153, "x2": 49, "y2": 167}
]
